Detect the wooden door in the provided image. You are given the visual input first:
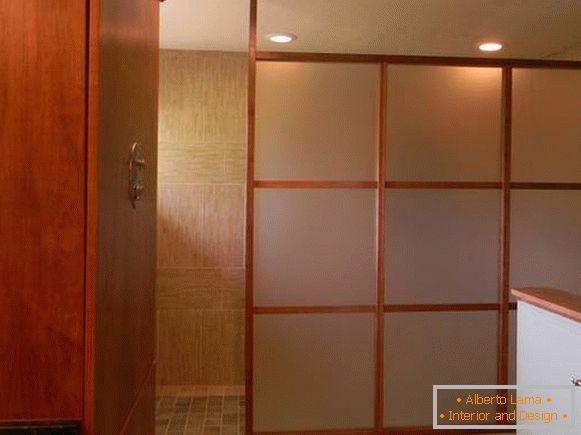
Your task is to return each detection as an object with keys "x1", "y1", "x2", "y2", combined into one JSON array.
[
  {"x1": 0, "y1": 0, "x2": 87, "y2": 422},
  {"x1": 87, "y1": 0, "x2": 159, "y2": 434}
]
